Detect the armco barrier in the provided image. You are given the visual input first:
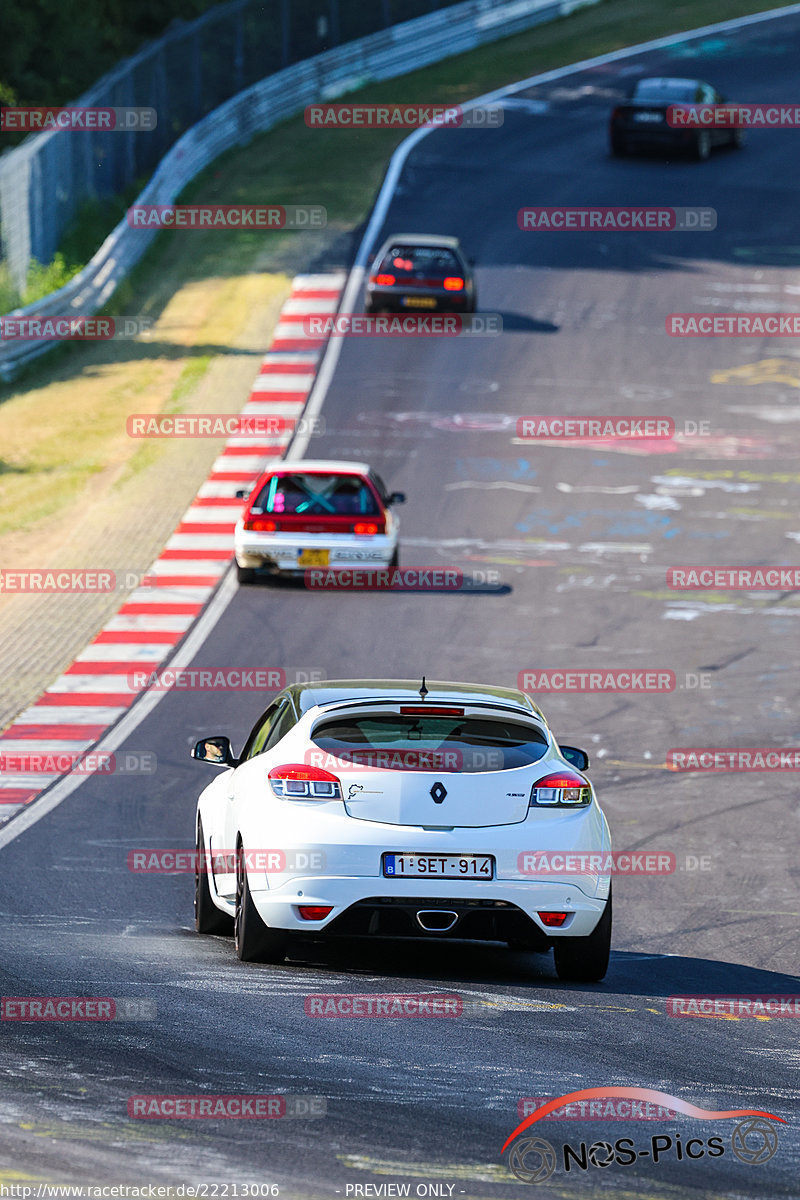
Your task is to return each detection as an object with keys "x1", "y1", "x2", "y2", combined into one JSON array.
[{"x1": 0, "y1": 0, "x2": 599, "y2": 381}]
